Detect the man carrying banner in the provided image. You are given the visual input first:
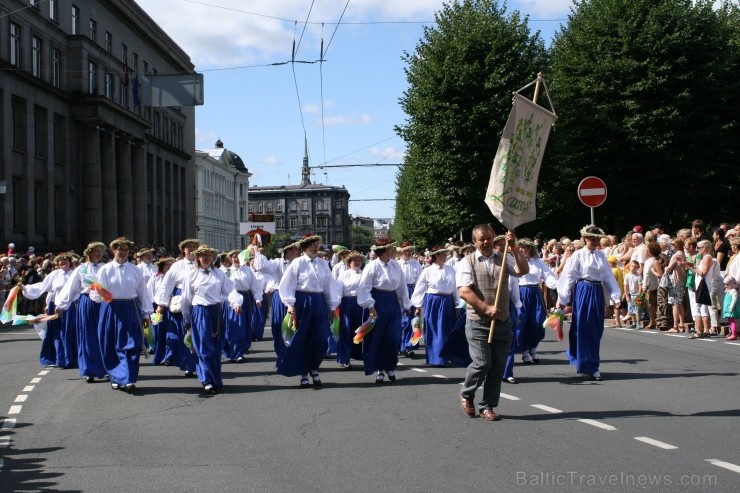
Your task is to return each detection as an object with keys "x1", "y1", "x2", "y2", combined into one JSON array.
[{"x1": 457, "y1": 226, "x2": 528, "y2": 421}]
